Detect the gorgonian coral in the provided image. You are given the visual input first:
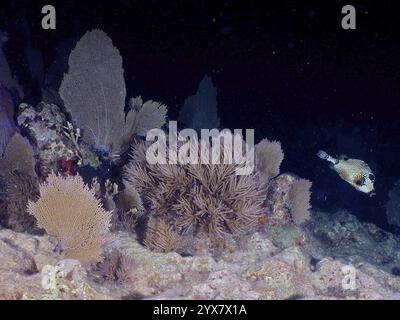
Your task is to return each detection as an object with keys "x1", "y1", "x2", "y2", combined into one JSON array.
[
  {"x1": 178, "y1": 75, "x2": 220, "y2": 132},
  {"x1": 27, "y1": 173, "x2": 113, "y2": 264},
  {"x1": 289, "y1": 178, "x2": 312, "y2": 225},
  {"x1": 255, "y1": 138, "x2": 284, "y2": 181},
  {"x1": 0, "y1": 171, "x2": 40, "y2": 233},
  {"x1": 123, "y1": 139, "x2": 266, "y2": 249},
  {"x1": 0, "y1": 133, "x2": 40, "y2": 233},
  {"x1": 59, "y1": 30, "x2": 167, "y2": 156}
]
